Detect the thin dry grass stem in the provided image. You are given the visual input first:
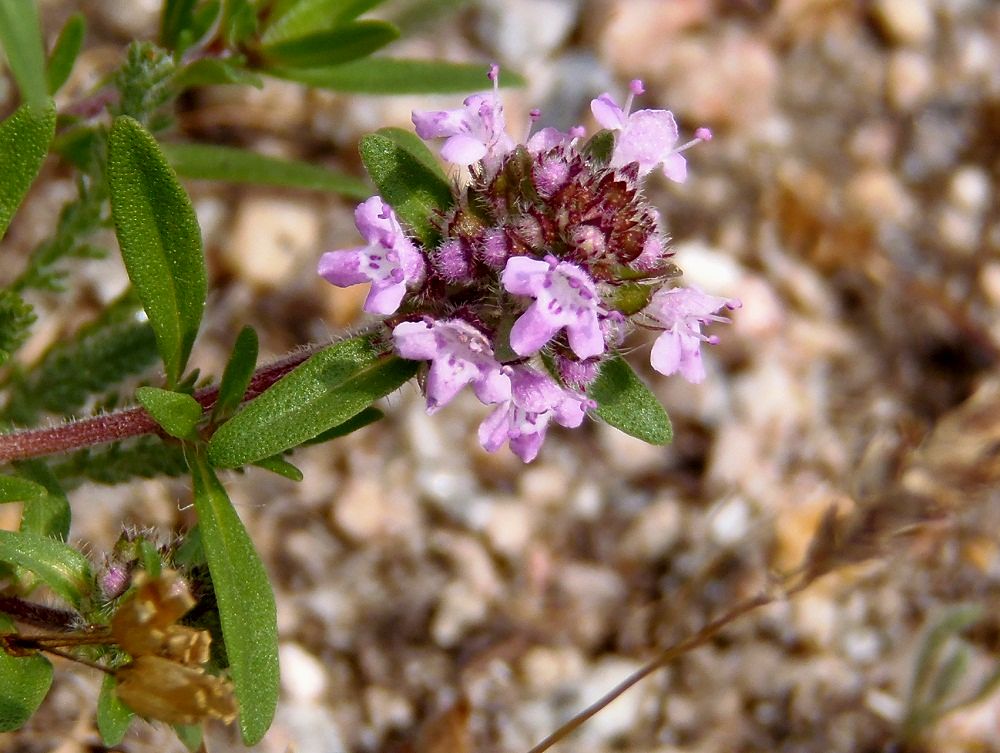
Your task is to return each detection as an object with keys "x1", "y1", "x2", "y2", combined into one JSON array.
[{"x1": 524, "y1": 375, "x2": 1000, "y2": 753}]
